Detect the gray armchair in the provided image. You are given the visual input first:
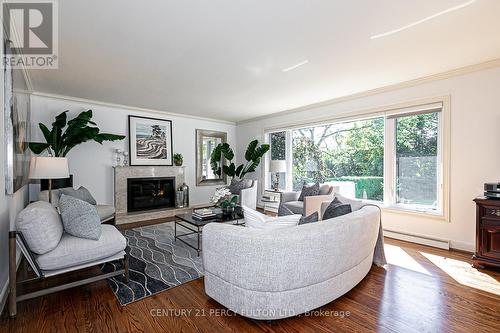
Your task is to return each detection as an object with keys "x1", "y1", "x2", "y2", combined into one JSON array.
[
  {"x1": 280, "y1": 184, "x2": 338, "y2": 218},
  {"x1": 39, "y1": 187, "x2": 115, "y2": 224}
]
